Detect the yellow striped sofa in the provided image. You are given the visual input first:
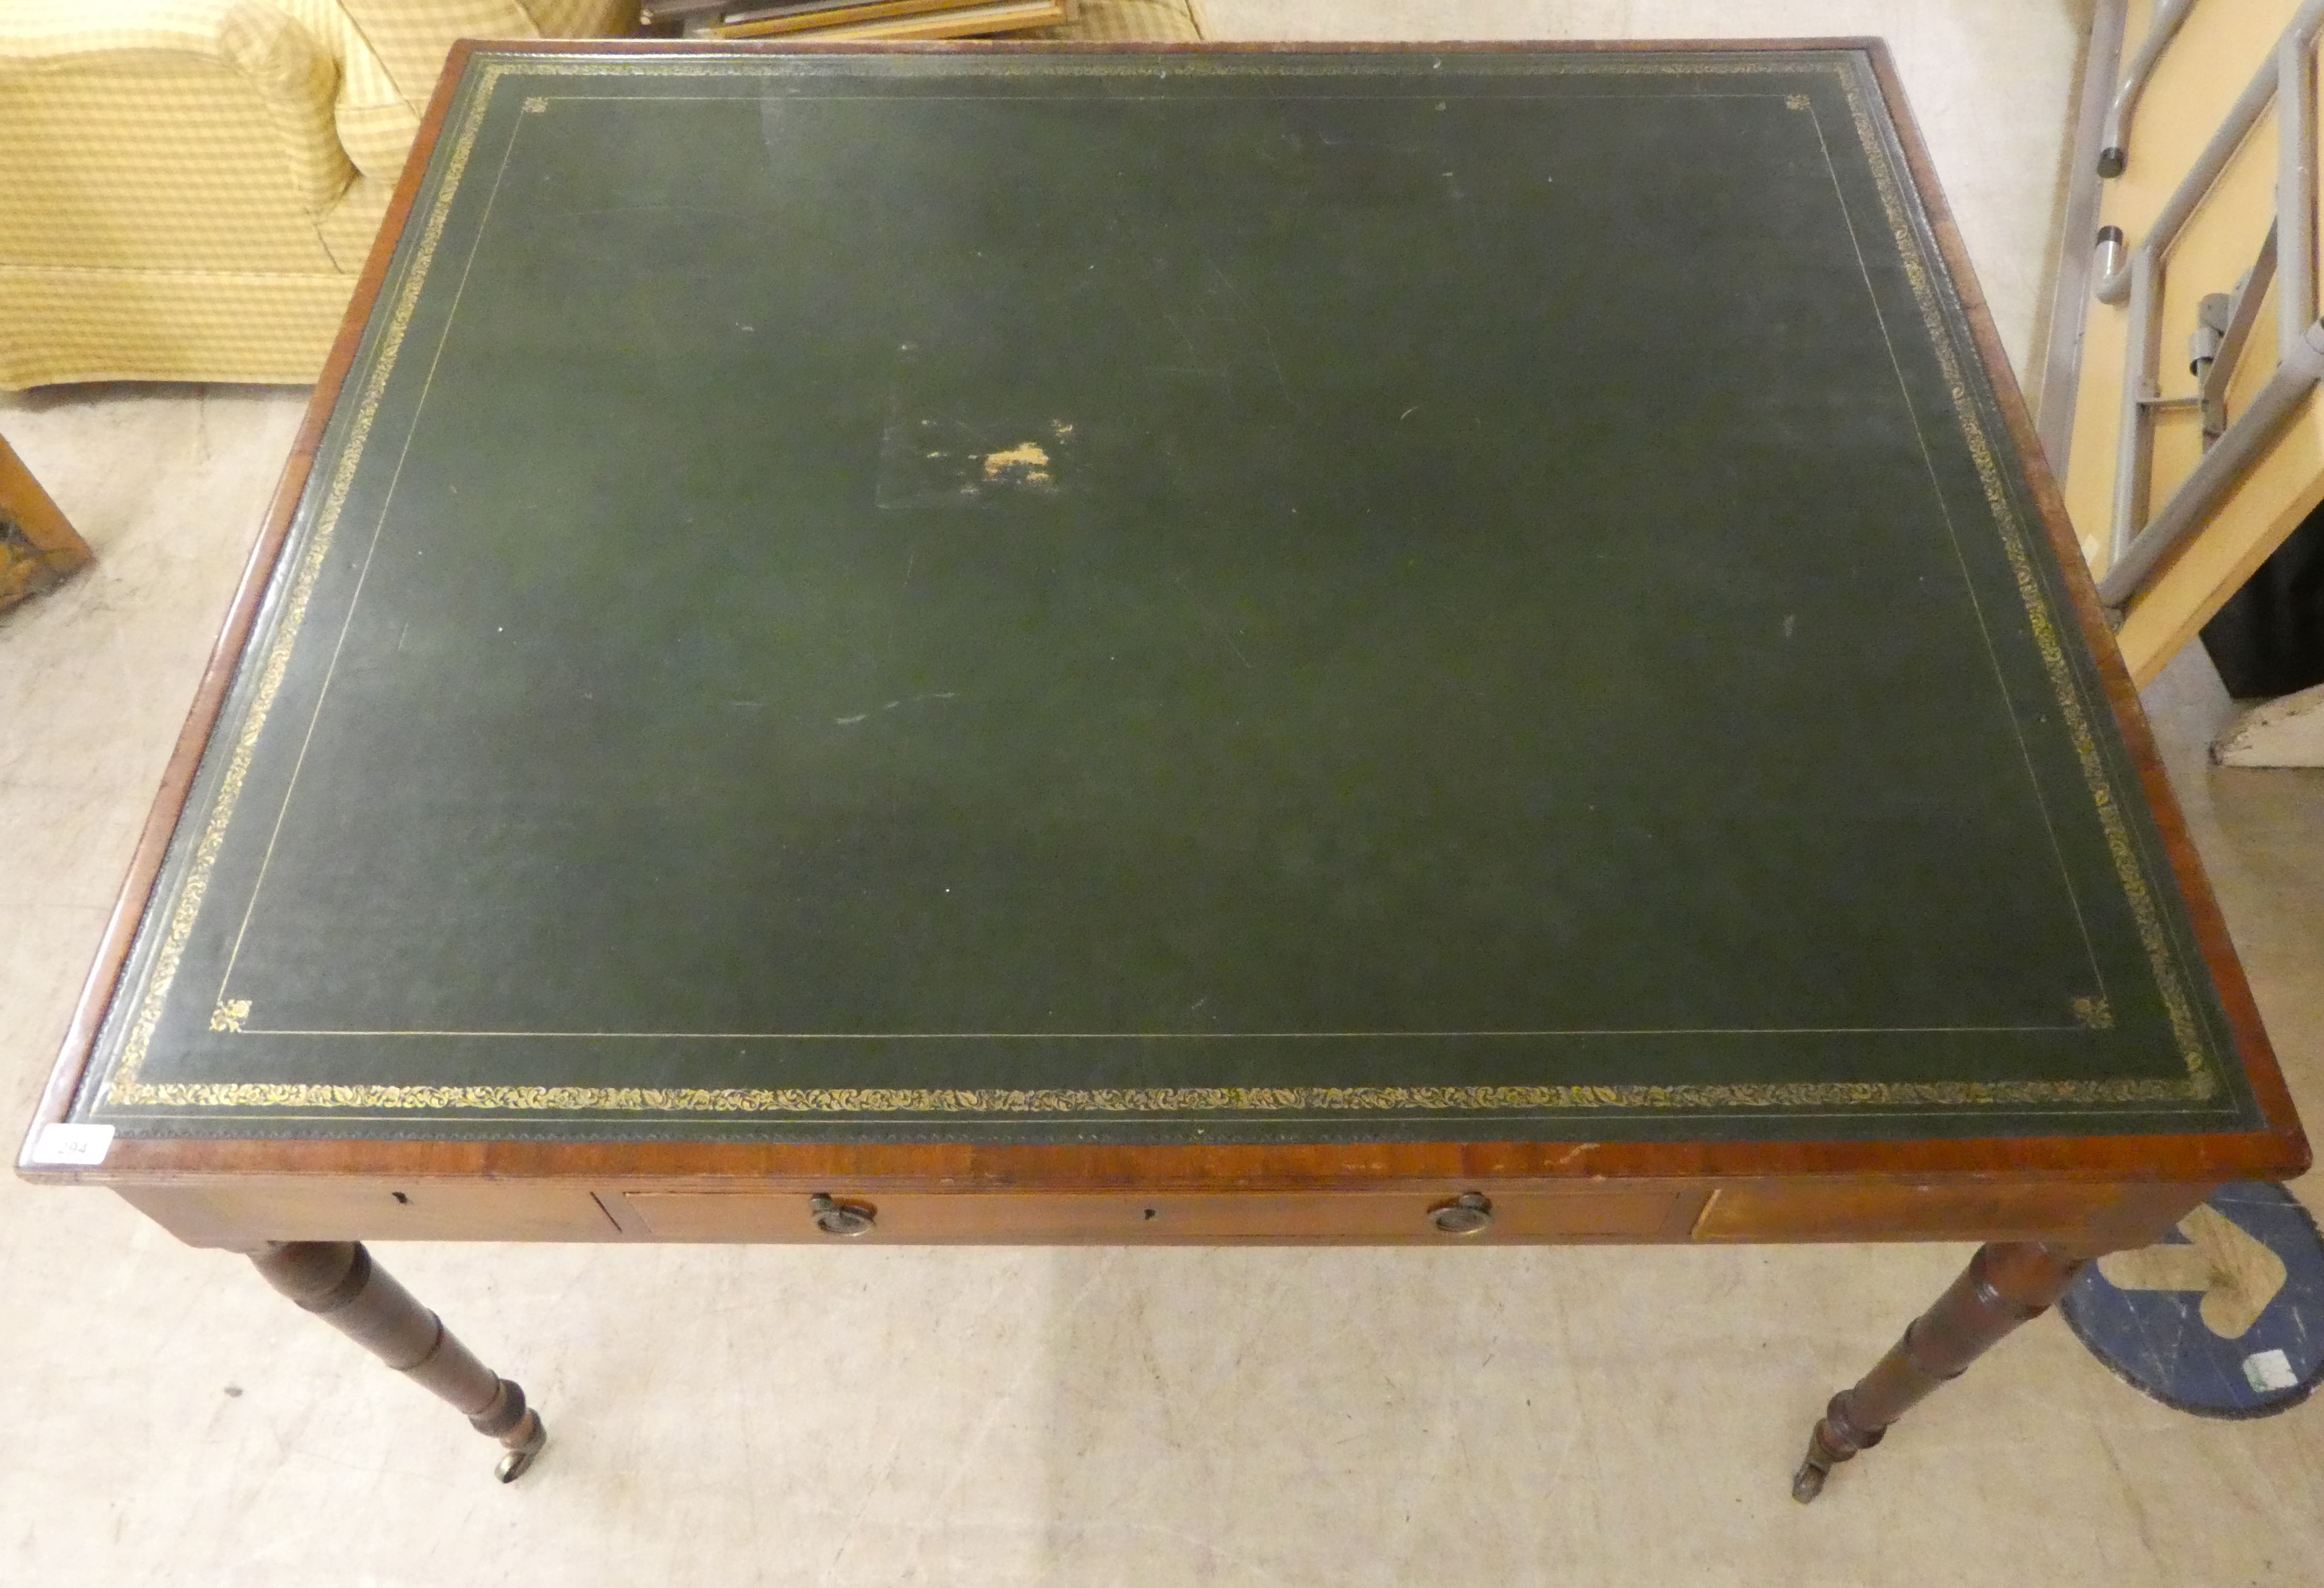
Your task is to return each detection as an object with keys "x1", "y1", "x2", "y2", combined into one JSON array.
[{"x1": 0, "y1": 0, "x2": 1203, "y2": 389}]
